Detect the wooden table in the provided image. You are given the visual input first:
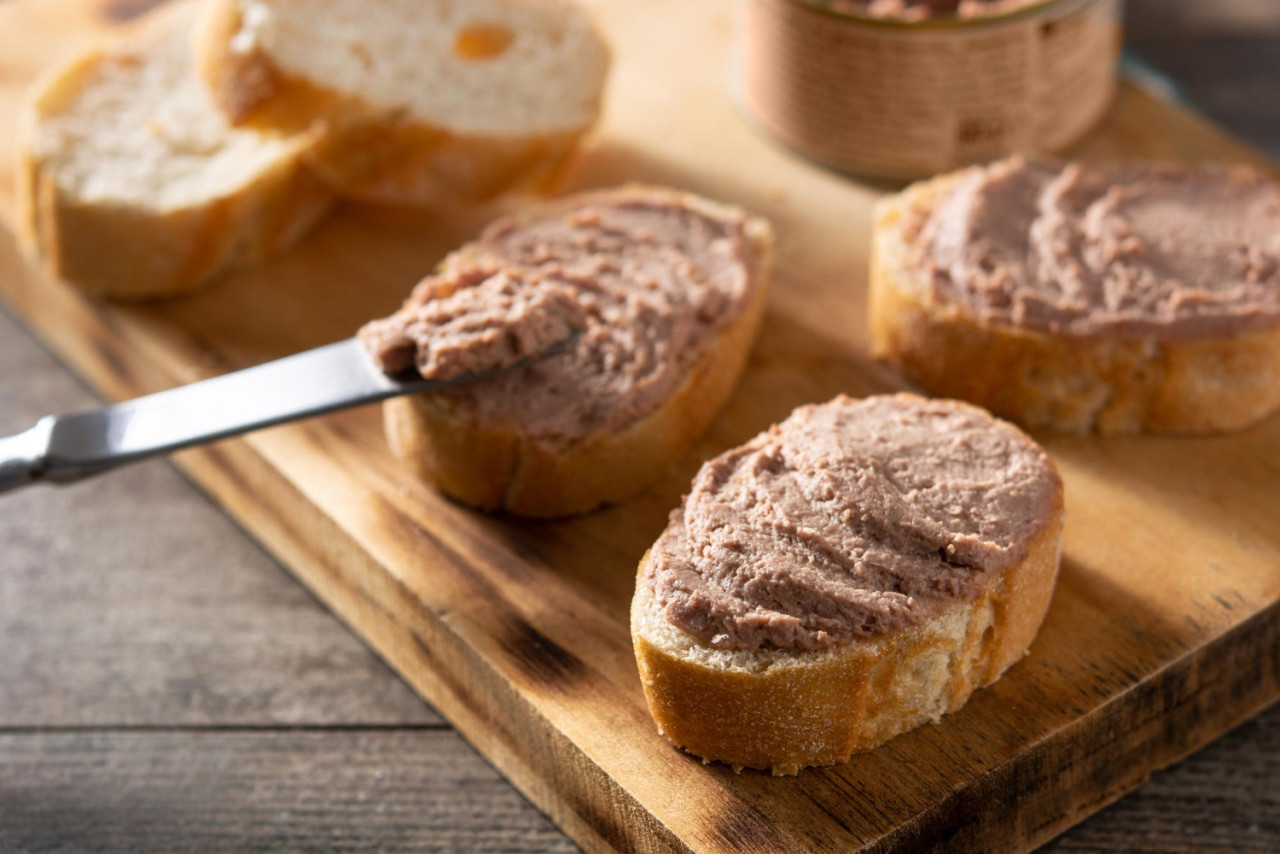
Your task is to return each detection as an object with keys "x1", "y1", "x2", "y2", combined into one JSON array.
[{"x1": 1, "y1": 0, "x2": 1276, "y2": 850}]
